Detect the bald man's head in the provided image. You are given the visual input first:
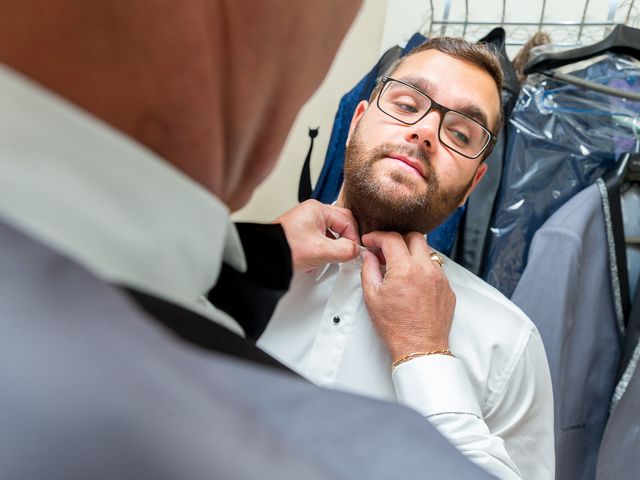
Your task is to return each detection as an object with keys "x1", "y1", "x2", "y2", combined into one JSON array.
[{"x1": 0, "y1": 0, "x2": 362, "y2": 210}]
